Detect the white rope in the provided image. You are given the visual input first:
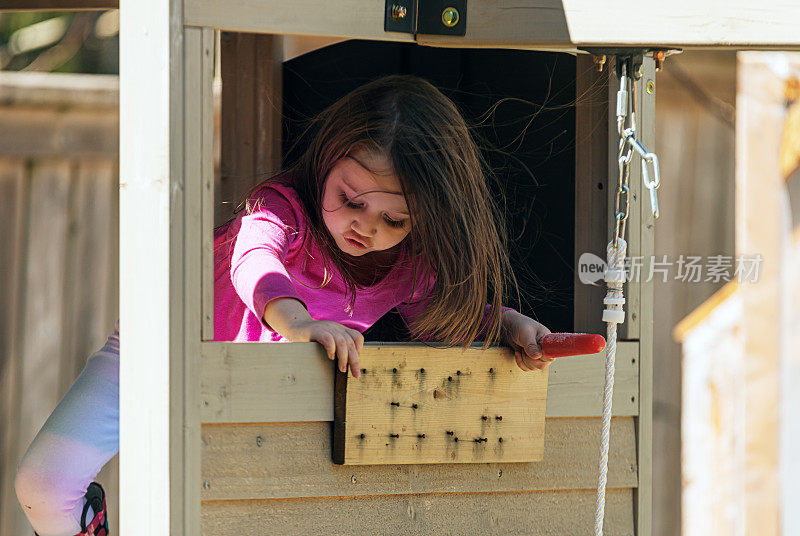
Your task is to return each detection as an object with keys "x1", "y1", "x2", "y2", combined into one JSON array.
[{"x1": 594, "y1": 237, "x2": 627, "y2": 536}]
